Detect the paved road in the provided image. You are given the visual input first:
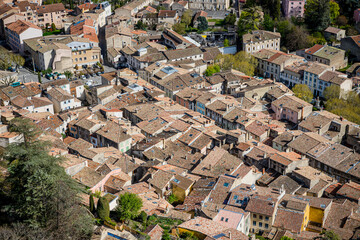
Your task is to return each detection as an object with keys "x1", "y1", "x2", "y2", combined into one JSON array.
[
  {"x1": 16, "y1": 65, "x2": 116, "y2": 86},
  {"x1": 17, "y1": 68, "x2": 47, "y2": 84}
]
